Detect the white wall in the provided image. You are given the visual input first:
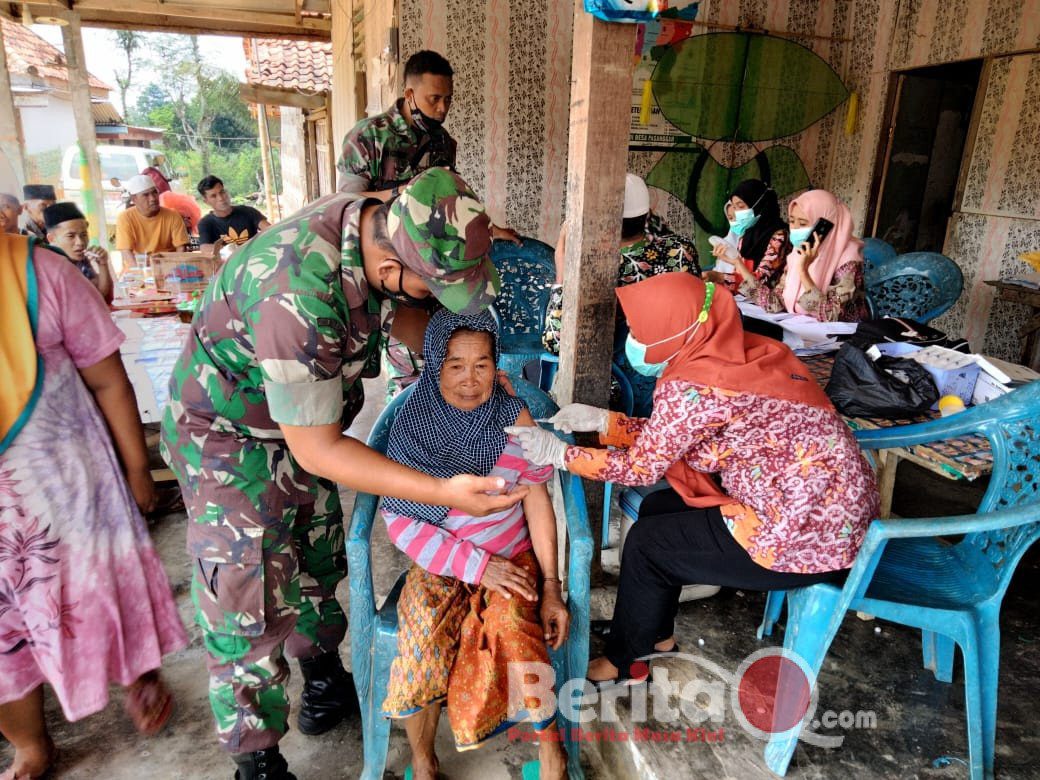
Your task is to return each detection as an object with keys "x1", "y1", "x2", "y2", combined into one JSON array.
[{"x1": 19, "y1": 94, "x2": 77, "y2": 155}]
